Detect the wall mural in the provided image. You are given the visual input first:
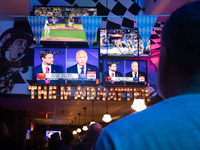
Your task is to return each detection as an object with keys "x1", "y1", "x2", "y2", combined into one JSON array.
[{"x1": 0, "y1": 20, "x2": 34, "y2": 94}]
